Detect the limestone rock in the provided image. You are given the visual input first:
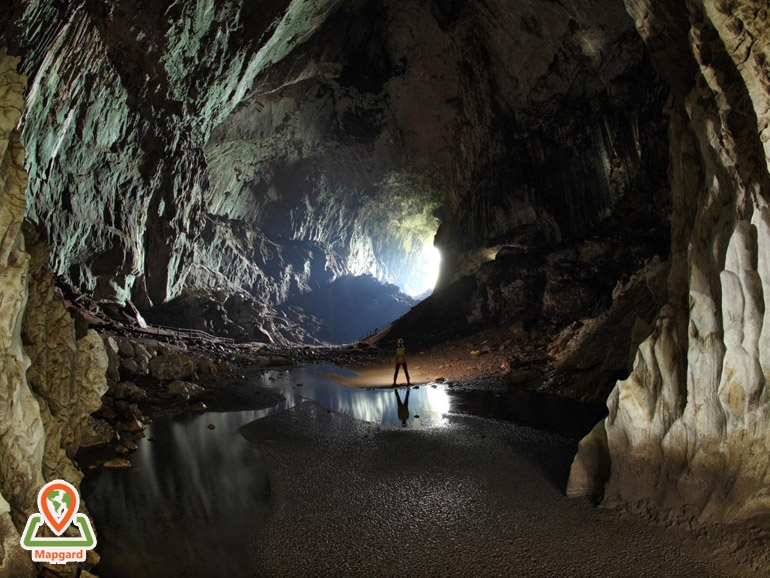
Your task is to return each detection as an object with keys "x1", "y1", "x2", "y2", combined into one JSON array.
[
  {"x1": 22, "y1": 225, "x2": 109, "y2": 485},
  {"x1": 149, "y1": 352, "x2": 196, "y2": 381},
  {"x1": 190, "y1": 401, "x2": 208, "y2": 413},
  {"x1": 85, "y1": 549, "x2": 100, "y2": 567},
  {"x1": 0, "y1": 53, "x2": 108, "y2": 576},
  {"x1": 102, "y1": 335, "x2": 121, "y2": 383},
  {"x1": 8, "y1": 0, "x2": 667, "y2": 347},
  {"x1": 196, "y1": 356, "x2": 217, "y2": 376},
  {"x1": 109, "y1": 381, "x2": 147, "y2": 403},
  {"x1": 0, "y1": 52, "x2": 44, "y2": 578},
  {"x1": 103, "y1": 458, "x2": 131, "y2": 470},
  {"x1": 116, "y1": 338, "x2": 135, "y2": 358},
  {"x1": 157, "y1": 342, "x2": 175, "y2": 356},
  {"x1": 0, "y1": 496, "x2": 35, "y2": 578},
  {"x1": 132, "y1": 342, "x2": 153, "y2": 366},
  {"x1": 110, "y1": 337, "x2": 152, "y2": 379},
  {"x1": 78, "y1": 417, "x2": 114, "y2": 448},
  {"x1": 167, "y1": 380, "x2": 204, "y2": 399},
  {"x1": 6, "y1": 0, "x2": 770, "y2": 531},
  {"x1": 118, "y1": 356, "x2": 142, "y2": 378},
  {"x1": 566, "y1": 420, "x2": 610, "y2": 499},
  {"x1": 570, "y1": 0, "x2": 770, "y2": 522}
]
